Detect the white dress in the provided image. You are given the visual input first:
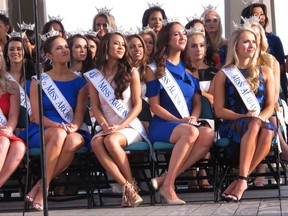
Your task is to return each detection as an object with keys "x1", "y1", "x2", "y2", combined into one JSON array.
[{"x1": 96, "y1": 74, "x2": 142, "y2": 145}]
